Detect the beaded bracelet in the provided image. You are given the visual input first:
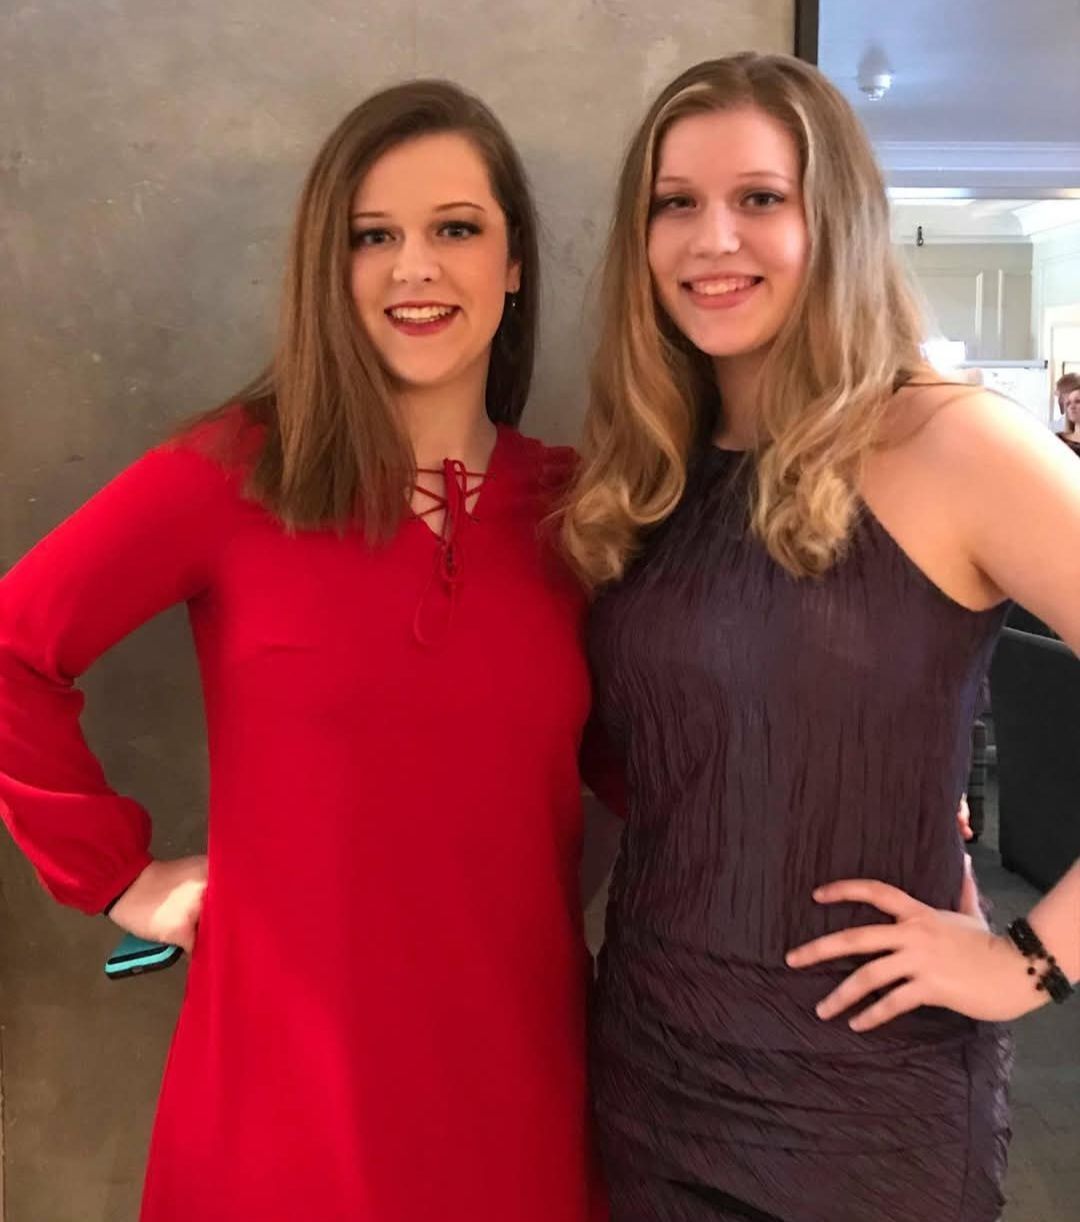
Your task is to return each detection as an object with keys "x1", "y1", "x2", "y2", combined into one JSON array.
[{"x1": 1006, "y1": 917, "x2": 1075, "y2": 1005}]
